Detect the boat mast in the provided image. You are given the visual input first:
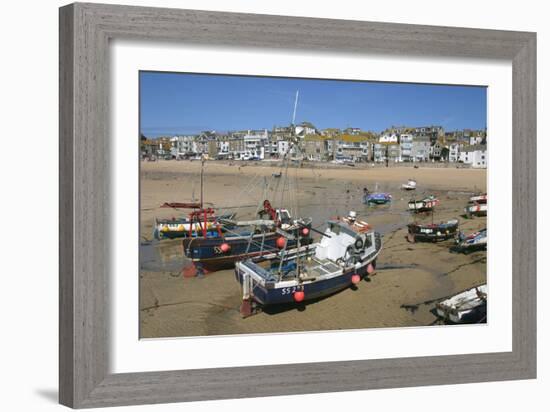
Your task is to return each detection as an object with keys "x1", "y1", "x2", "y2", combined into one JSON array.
[
  {"x1": 292, "y1": 90, "x2": 299, "y2": 126},
  {"x1": 292, "y1": 92, "x2": 301, "y2": 281},
  {"x1": 200, "y1": 155, "x2": 205, "y2": 209}
]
